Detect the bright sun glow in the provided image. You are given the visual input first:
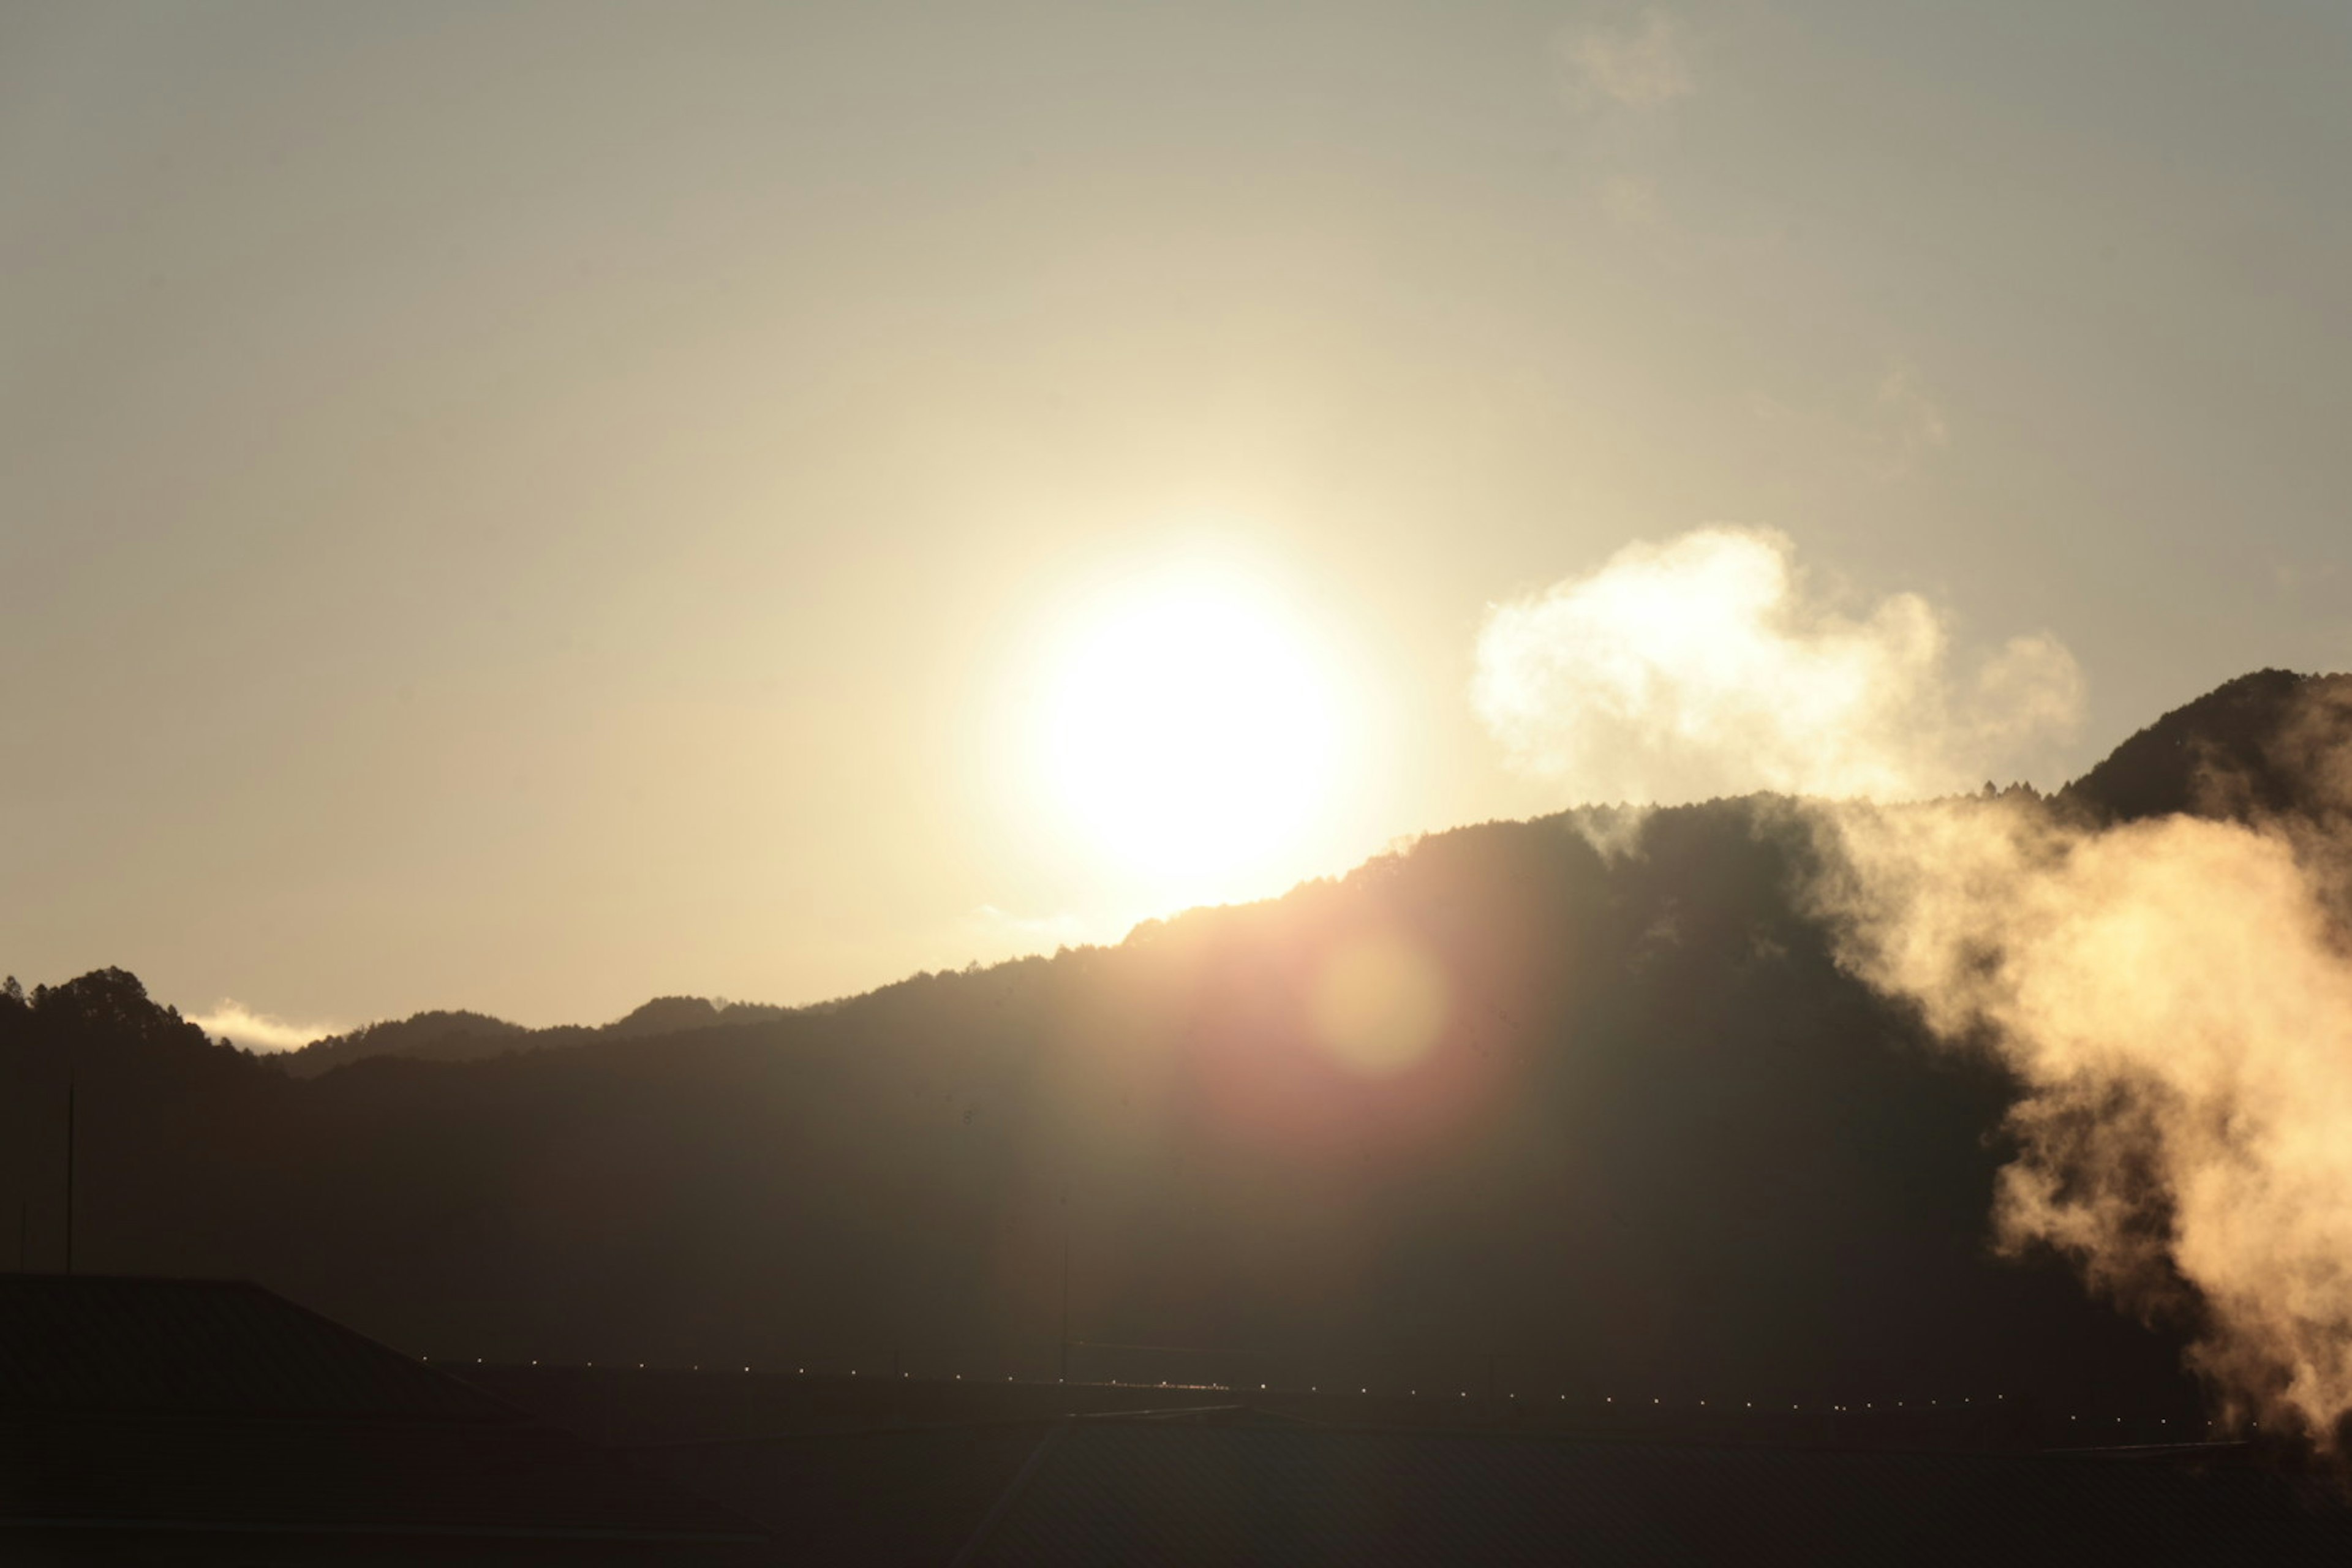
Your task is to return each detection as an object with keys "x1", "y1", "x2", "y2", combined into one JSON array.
[{"x1": 1036, "y1": 571, "x2": 1343, "y2": 891}]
